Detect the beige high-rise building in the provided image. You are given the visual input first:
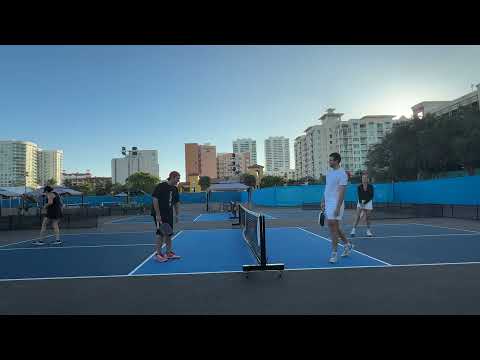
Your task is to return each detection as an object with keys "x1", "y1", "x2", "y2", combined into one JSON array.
[
  {"x1": 233, "y1": 138, "x2": 257, "y2": 165},
  {"x1": 294, "y1": 135, "x2": 307, "y2": 180},
  {"x1": 217, "y1": 153, "x2": 237, "y2": 179},
  {"x1": 0, "y1": 140, "x2": 39, "y2": 188},
  {"x1": 216, "y1": 152, "x2": 250, "y2": 179},
  {"x1": 185, "y1": 143, "x2": 217, "y2": 180},
  {"x1": 238, "y1": 152, "x2": 251, "y2": 174},
  {"x1": 294, "y1": 109, "x2": 398, "y2": 179},
  {"x1": 199, "y1": 144, "x2": 217, "y2": 179},
  {"x1": 38, "y1": 149, "x2": 64, "y2": 186},
  {"x1": 336, "y1": 115, "x2": 395, "y2": 174},
  {"x1": 185, "y1": 143, "x2": 200, "y2": 181},
  {"x1": 264, "y1": 136, "x2": 290, "y2": 175}
]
